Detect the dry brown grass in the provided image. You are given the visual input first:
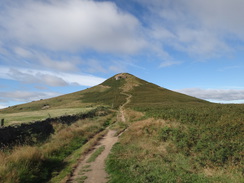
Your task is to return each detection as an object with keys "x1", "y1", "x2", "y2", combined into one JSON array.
[
  {"x1": 125, "y1": 118, "x2": 166, "y2": 138},
  {"x1": 43, "y1": 118, "x2": 104, "y2": 156},
  {"x1": 111, "y1": 114, "x2": 243, "y2": 182},
  {"x1": 0, "y1": 113, "x2": 113, "y2": 183},
  {"x1": 203, "y1": 166, "x2": 243, "y2": 183},
  {"x1": 124, "y1": 109, "x2": 144, "y2": 122},
  {"x1": 117, "y1": 118, "x2": 170, "y2": 160},
  {"x1": 84, "y1": 84, "x2": 111, "y2": 93},
  {"x1": 0, "y1": 151, "x2": 6, "y2": 173},
  {"x1": 120, "y1": 74, "x2": 141, "y2": 92},
  {"x1": 9, "y1": 146, "x2": 42, "y2": 163},
  {"x1": 0, "y1": 146, "x2": 43, "y2": 183}
]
